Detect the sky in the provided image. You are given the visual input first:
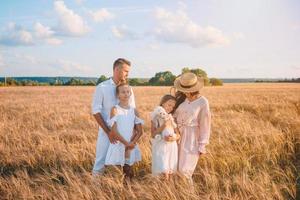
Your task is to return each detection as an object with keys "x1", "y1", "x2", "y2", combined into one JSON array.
[{"x1": 0, "y1": 0, "x2": 299, "y2": 78}]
